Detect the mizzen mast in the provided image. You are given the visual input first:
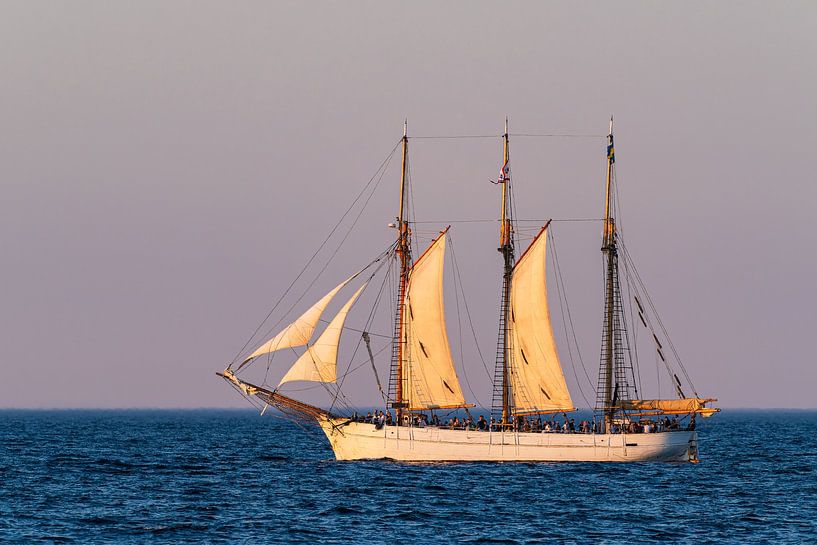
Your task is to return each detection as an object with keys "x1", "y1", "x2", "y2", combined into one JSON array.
[
  {"x1": 492, "y1": 118, "x2": 515, "y2": 426},
  {"x1": 597, "y1": 117, "x2": 636, "y2": 431},
  {"x1": 600, "y1": 117, "x2": 616, "y2": 431}
]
